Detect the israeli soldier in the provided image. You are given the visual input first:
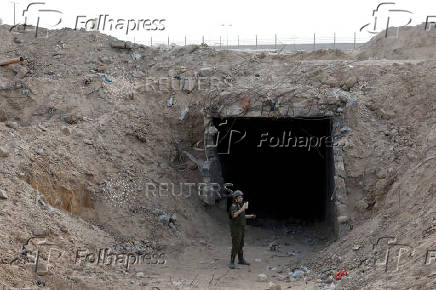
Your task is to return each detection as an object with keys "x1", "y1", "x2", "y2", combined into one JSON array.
[{"x1": 228, "y1": 190, "x2": 256, "y2": 269}]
